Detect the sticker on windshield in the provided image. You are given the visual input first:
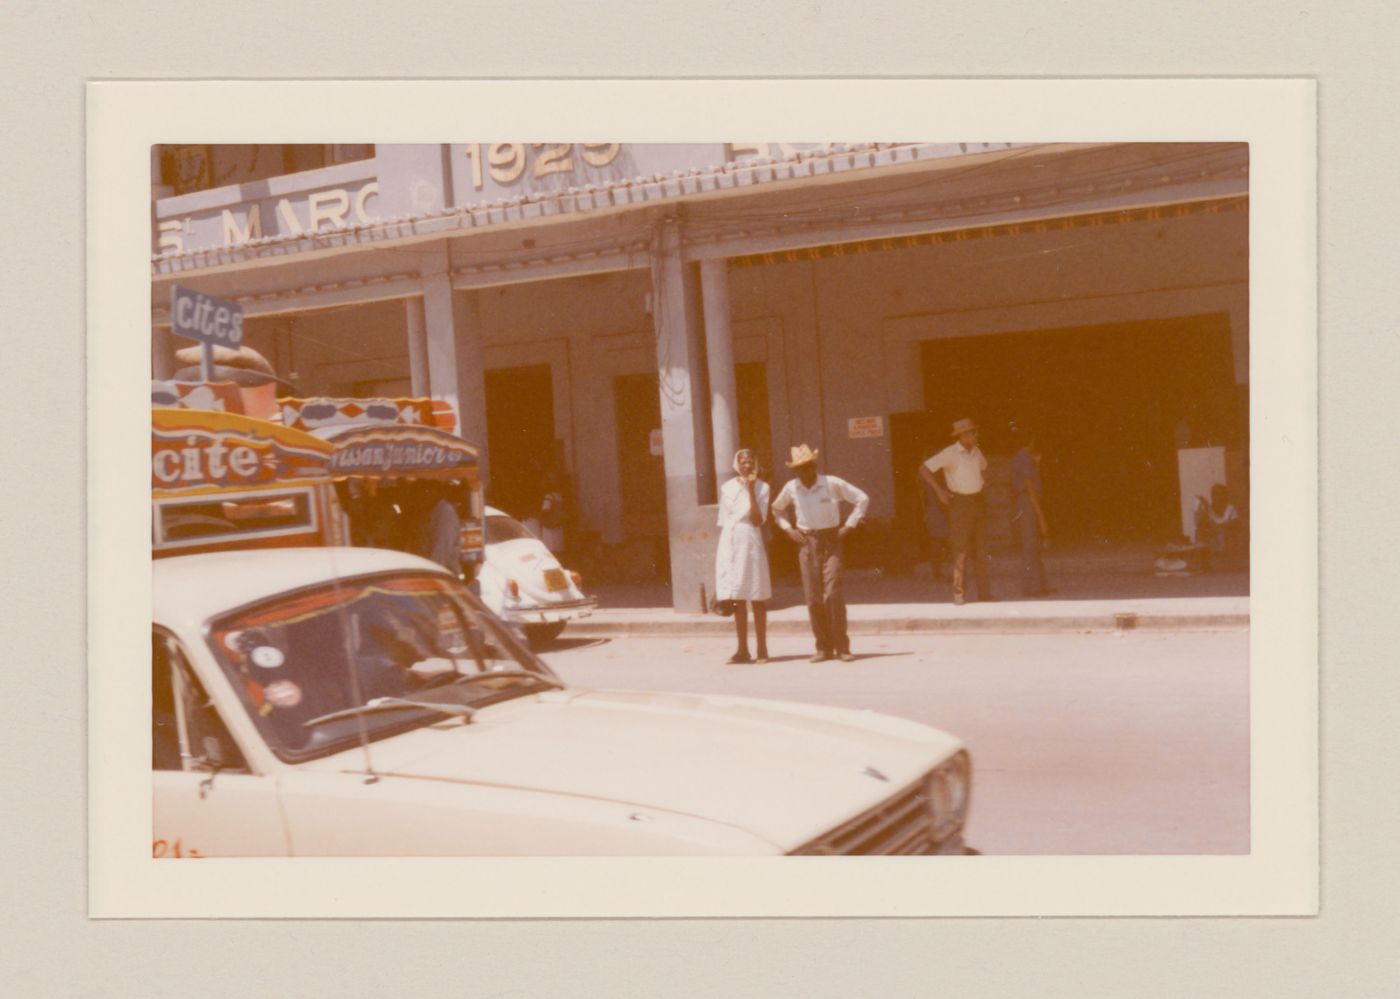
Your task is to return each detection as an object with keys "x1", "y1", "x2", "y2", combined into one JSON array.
[
  {"x1": 263, "y1": 680, "x2": 303, "y2": 708},
  {"x1": 250, "y1": 645, "x2": 285, "y2": 669},
  {"x1": 438, "y1": 609, "x2": 467, "y2": 655}
]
